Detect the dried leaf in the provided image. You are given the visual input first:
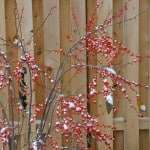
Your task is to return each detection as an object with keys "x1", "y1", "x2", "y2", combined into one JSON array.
[{"x1": 137, "y1": 98, "x2": 142, "y2": 107}]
